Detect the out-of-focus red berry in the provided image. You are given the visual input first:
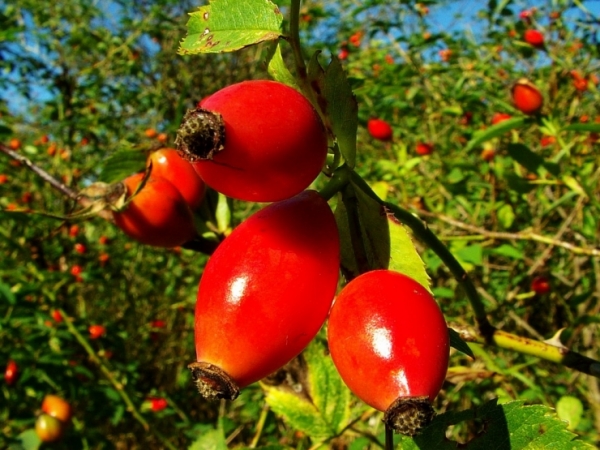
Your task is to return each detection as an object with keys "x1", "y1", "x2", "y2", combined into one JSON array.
[
  {"x1": 4, "y1": 360, "x2": 18, "y2": 385},
  {"x1": 51, "y1": 310, "x2": 63, "y2": 323},
  {"x1": 540, "y1": 136, "x2": 556, "y2": 147},
  {"x1": 149, "y1": 397, "x2": 168, "y2": 412},
  {"x1": 491, "y1": 112, "x2": 512, "y2": 125},
  {"x1": 68, "y1": 225, "x2": 80, "y2": 238},
  {"x1": 531, "y1": 276, "x2": 551, "y2": 295},
  {"x1": 89, "y1": 325, "x2": 106, "y2": 340}
]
